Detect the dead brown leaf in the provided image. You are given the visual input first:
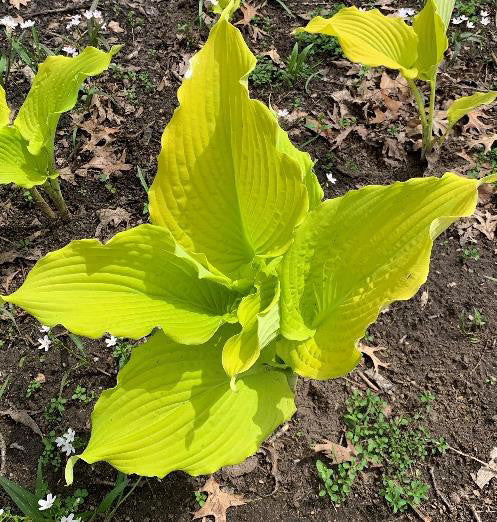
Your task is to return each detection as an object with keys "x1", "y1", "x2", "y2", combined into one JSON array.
[
  {"x1": 472, "y1": 210, "x2": 497, "y2": 241},
  {"x1": 95, "y1": 208, "x2": 132, "y2": 238},
  {"x1": 262, "y1": 48, "x2": 283, "y2": 66},
  {"x1": 9, "y1": 0, "x2": 30, "y2": 8},
  {"x1": 359, "y1": 345, "x2": 390, "y2": 374},
  {"x1": 463, "y1": 109, "x2": 492, "y2": 133},
  {"x1": 193, "y1": 477, "x2": 246, "y2": 522},
  {"x1": 235, "y1": 2, "x2": 262, "y2": 27},
  {"x1": 420, "y1": 290, "x2": 429, "y2": 308},
  {"x1": 108, "y1": 20, "x2": 125, "y2": 33},
  {"x1": 0, "y1": 409, "x2": 42, "y2": 437},
  {"x1": 468, "y1": 133, "x2": 497, "y2": 154},
  {"x1": 471, "y1": 447, "x2": 497, "y2": 489},
  {"x1": 313, "y1": 439, "x2": 357, "y2": 464},
  {"x1": 78, "y1": 147, "x2": 132, "y2": 178}
]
